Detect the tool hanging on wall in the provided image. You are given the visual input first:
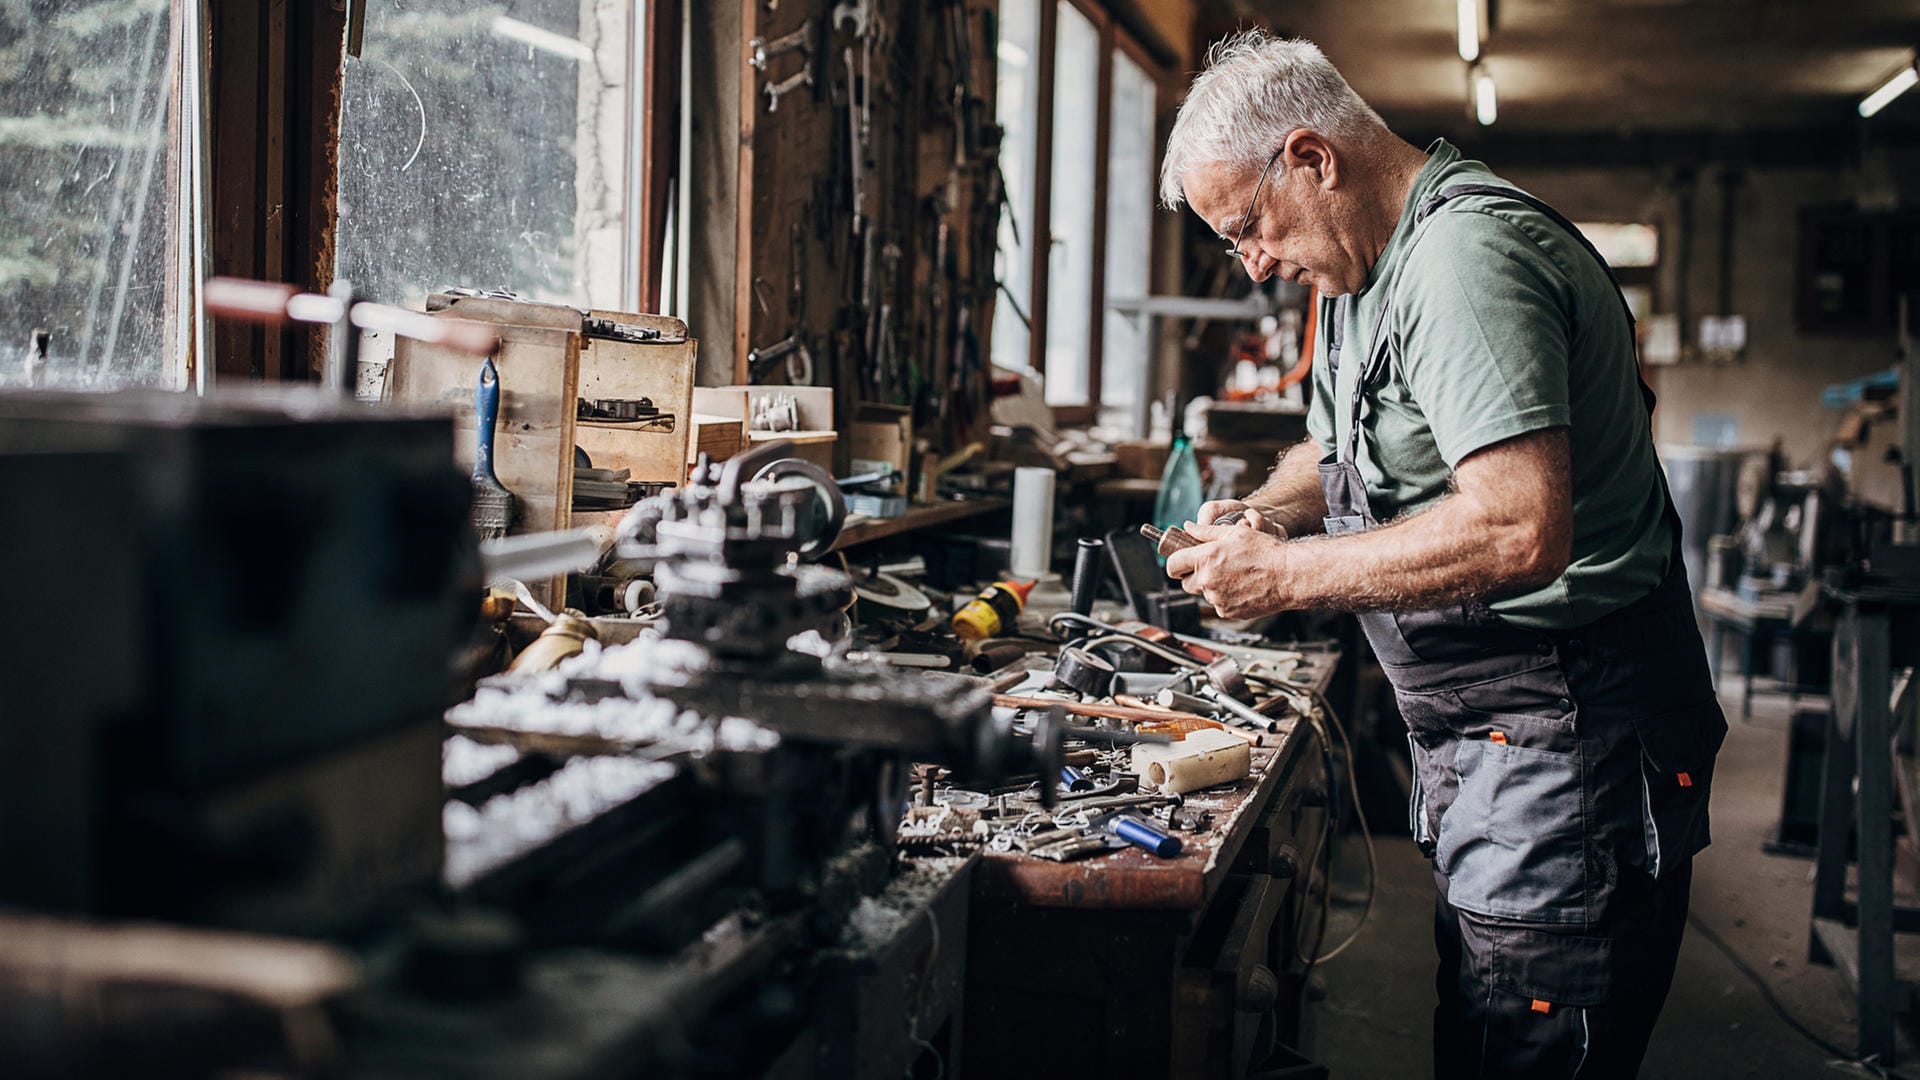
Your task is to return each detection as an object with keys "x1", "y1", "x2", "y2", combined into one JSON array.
[{"x1": 752, "y1": 16, "x2": 817, "y2": 112}]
